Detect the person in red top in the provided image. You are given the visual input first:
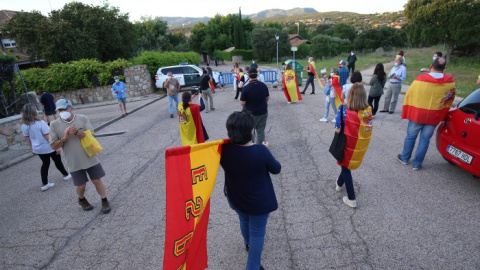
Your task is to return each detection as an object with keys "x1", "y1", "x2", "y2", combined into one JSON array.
[{"x1": 301, "y1": 57, "x2": 317, "y2": 95}]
